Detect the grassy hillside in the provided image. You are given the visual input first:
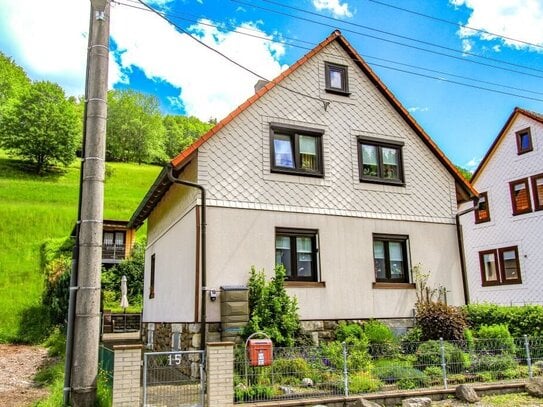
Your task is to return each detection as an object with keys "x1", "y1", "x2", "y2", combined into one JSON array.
[{"x1": 0, "y1": 150, "x2": 161, "y2": 343}]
